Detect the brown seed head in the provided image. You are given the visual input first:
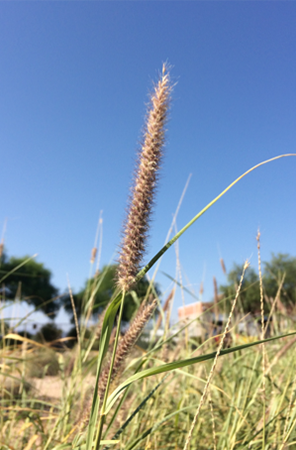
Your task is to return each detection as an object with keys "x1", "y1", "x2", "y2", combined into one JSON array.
[
  {"x1": 99, "y1": 298, "x2": 158, "y2": 399},
  {"x1": 117, "y1": 64, "x2": 172, "y2": 291},
  {"x1": 220, "y1": 258, "x2": 227, "y2": 275},
  {"x1": 90, "y1": 247, "x2": 97, "y2": 264},
  {"x1": 199, "y1": 281, "x2": 204, "y2": 296}
]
